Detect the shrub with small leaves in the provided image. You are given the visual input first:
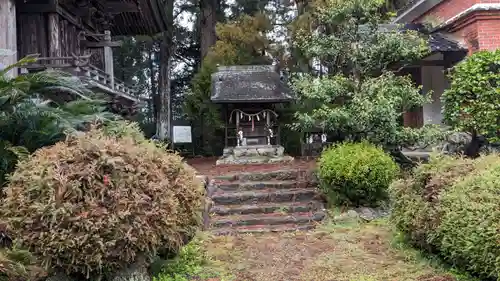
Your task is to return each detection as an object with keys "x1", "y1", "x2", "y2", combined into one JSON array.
[
  {"x1": 0, "y1": 127, "x2": 205, "y2": 278},
  {"x1": 318, "y1": 141, "x2": 399, "y2": 207},
  {"x1": 442, "y1": 50, "x2": 500, "y2": 143},
  {"x1": 390, "y1": 154, "x2": 500, "y2": 279}
]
